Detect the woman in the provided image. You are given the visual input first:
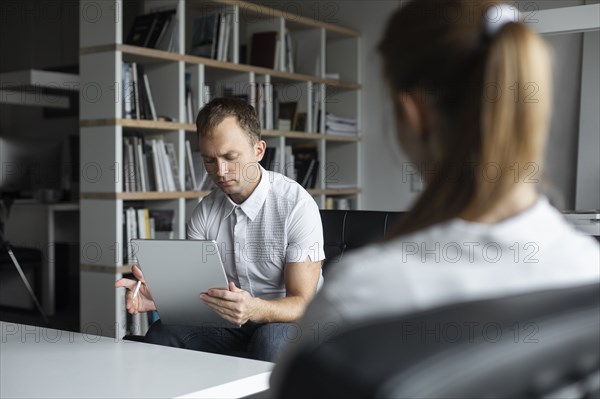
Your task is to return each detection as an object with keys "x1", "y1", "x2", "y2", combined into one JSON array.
[{"x1": 271, "y1": 0, "x2": 599, "y2": 388}]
